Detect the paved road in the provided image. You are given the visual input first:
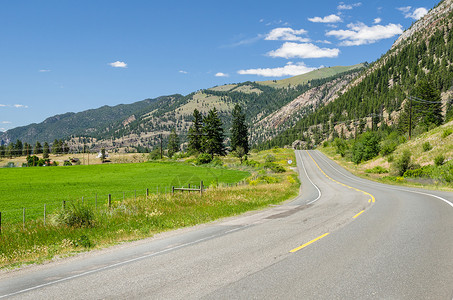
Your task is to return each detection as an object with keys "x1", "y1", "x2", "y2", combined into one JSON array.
[{"x1": 1, "y1": 150, "x2": 452, "y2": 299}]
